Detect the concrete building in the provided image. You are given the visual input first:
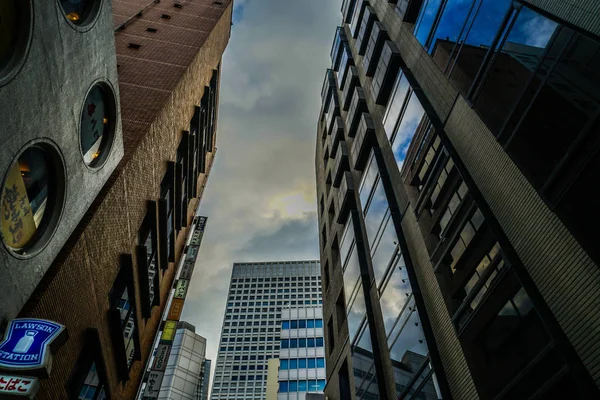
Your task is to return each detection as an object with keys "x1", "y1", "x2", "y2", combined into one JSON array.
[
  {"x1": 316, "y1": 0, "x2": 600, "y2": 399},
  {"x1": 158, "y1": 322, "x2": 207, "y2": 400},
  {"x1": 0, "y1": 0, "x2": 231, "y2": 398},
  {"x1": 210, "y1": 261, "x2": 323, "y2": 400},
  {"x1": 277, "y1": 307, "x2": 326, "y2": 400}
]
